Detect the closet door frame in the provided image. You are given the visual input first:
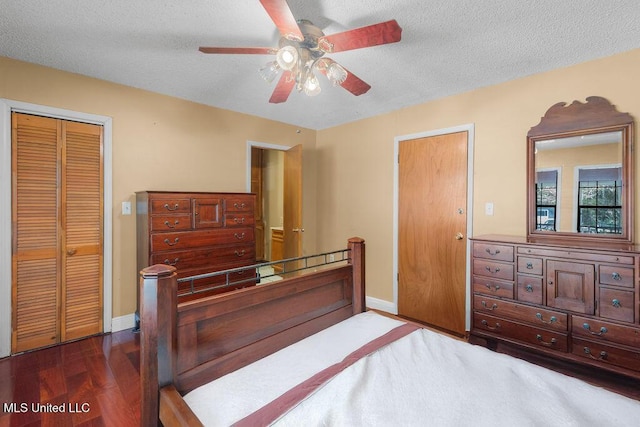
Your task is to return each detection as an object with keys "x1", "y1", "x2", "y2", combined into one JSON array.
[{"x1": 0, "y1": 99, "x2": 113, "y2": 357}]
